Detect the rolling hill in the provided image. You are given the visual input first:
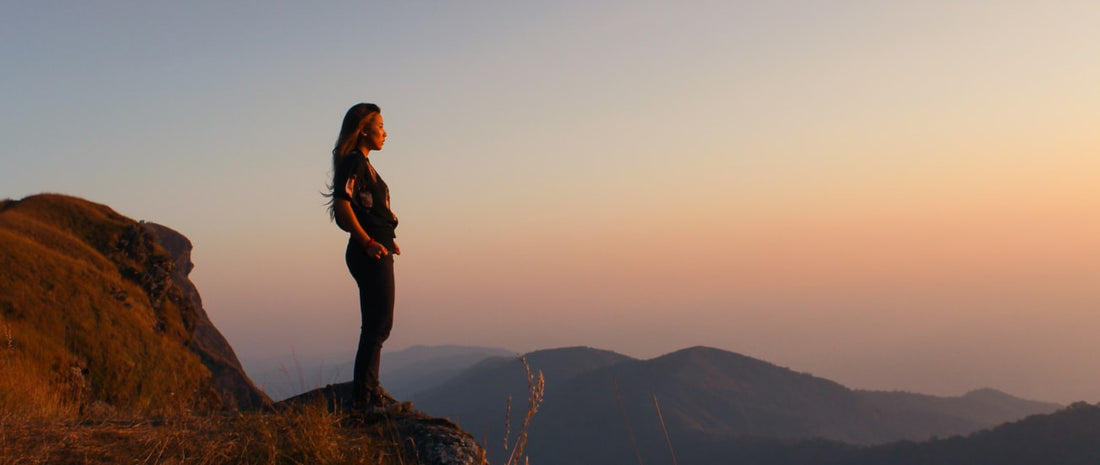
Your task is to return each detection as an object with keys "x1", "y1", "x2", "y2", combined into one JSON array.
[{"x1": 412, "y1": 346, "x2": 1060, "y2": 465}]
